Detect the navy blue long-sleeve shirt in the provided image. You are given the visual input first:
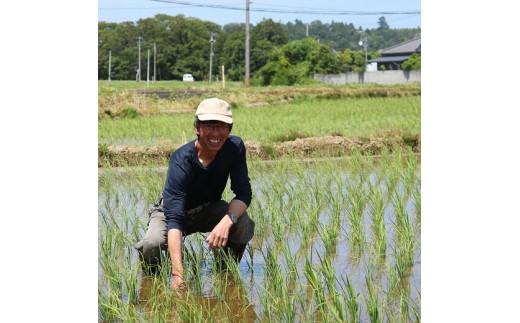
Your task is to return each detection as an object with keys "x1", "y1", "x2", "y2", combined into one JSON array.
[{"x1": 163, "y1": 135, "x2": 252, "y2": 232}]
